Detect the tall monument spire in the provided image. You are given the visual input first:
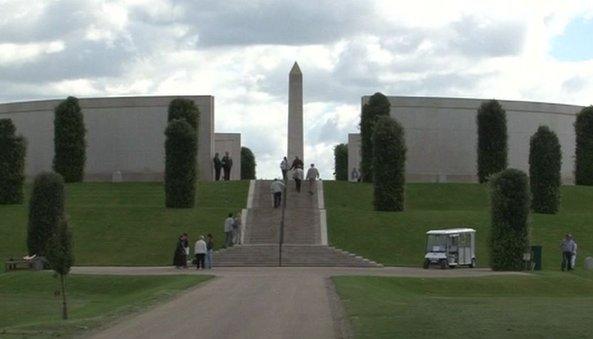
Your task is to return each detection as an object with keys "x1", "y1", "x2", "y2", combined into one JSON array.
[{"x1": 288, "y1": 62, "x2": 303, "y2": 163}]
